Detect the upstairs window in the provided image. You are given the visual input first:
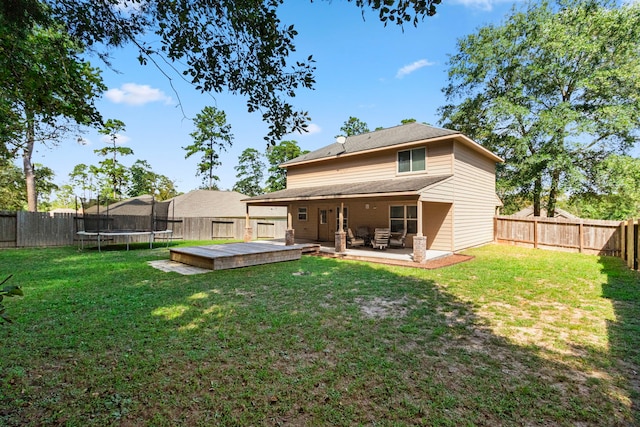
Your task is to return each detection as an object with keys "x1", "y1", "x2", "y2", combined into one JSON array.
[{"x1": 397, "y1": 147, "x2": 426, "y2": 173}]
